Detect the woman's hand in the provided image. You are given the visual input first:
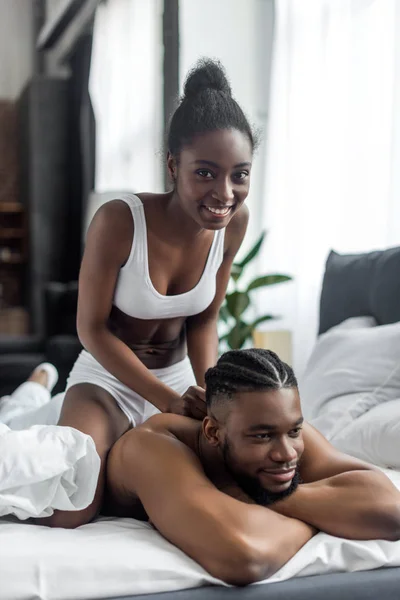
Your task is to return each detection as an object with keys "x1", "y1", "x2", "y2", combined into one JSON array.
[{"x1": 169, "y1": 386, "x2": 207, "y2": 420}]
